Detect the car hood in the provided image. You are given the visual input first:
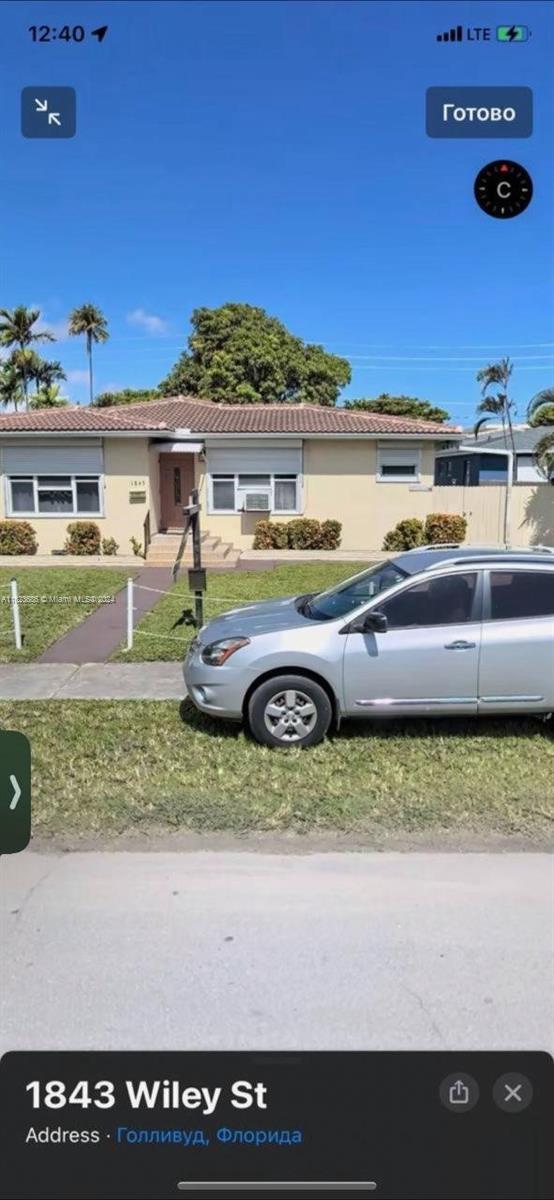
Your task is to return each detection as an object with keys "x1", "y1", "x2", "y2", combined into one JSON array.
[{"x1": 198, "y1": 595, "x2": 315, "y2": 643}]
